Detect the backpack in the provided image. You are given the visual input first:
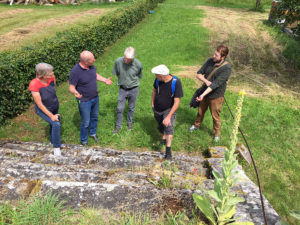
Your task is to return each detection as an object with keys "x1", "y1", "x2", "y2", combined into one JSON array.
[{"x1": 155, "y1": 76, "x2": 178, "y2": 97}]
